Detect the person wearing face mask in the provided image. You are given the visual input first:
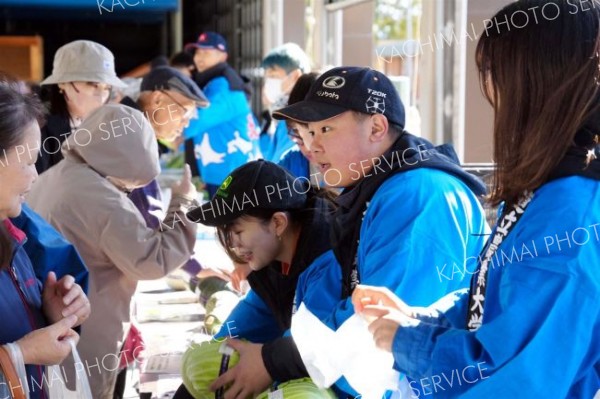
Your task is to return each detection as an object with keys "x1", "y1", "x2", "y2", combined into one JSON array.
[
  {"x1": 183, "y1": 32, "x2": 260, "y2": 197},
  {"x1": 260, "y1": 43, "x2": 311, "y2": 164},
  {"x1": 36, "y1": 40, "x2": 126, "y2": 174}
]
